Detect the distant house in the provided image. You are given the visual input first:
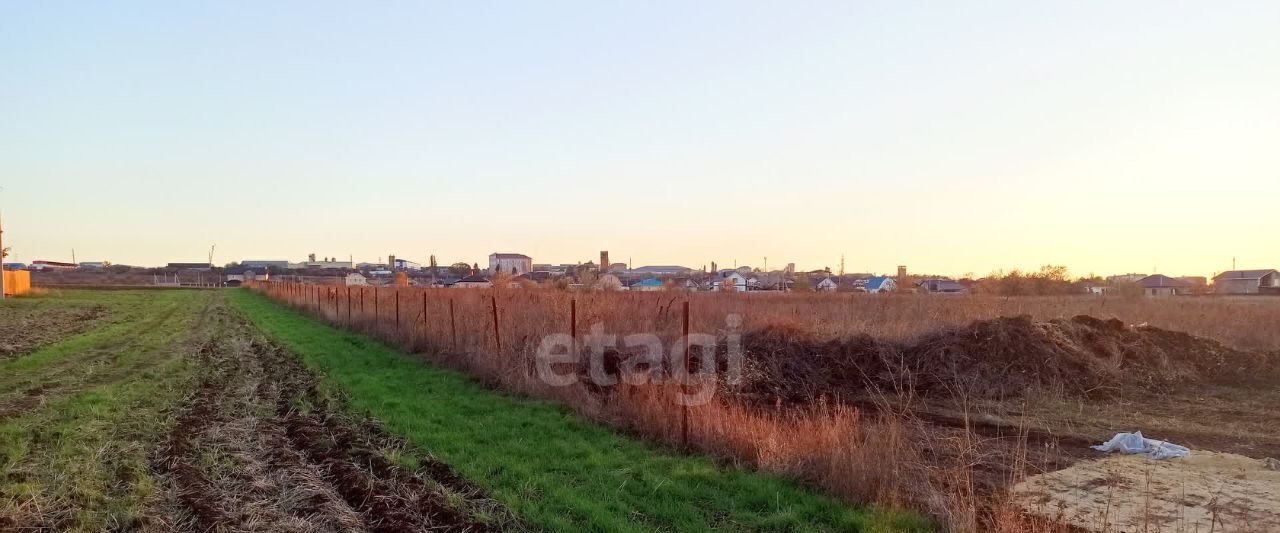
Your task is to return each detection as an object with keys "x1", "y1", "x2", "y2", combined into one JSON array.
[
  {"x1": 812, "y1": 277, "x2": 840, "y2": 292},
  {"x1": 1136, "y1": 274, "x2": 1190, "y2": 297},
  {"x1": 488, "y1": 253, "x2": 532, "y2": 275},
  {"x1": 668, "y1": 278, "x2": 702, "y2": 292},
  {"x1": 523, "y1": 271, "x2": 552, "y2": 283},
  {"x1": 1213, "y1": 269, "x2": 1279, "y2": 295},
  {"x1": 344, "y1": 272, "x2": 368, "y2": 286},
  {"x1": 710, "y1": 271, "x2": 748, "y2": 292},
  {"x1": 755, "y1": 273, "x2": 792, "y2": 291},
  {"x1": 452, "y1": 274, "x2": 492, "y2": 288},
  {"x1": 630, "y1": 278, "x2": 666, "y2": 291},
  {"x1": 862, "y1": 277, "x2": 897, "y2": 294},
  {"x1": 917, "y1": 279, "x2": 967, "y2": 295}
]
